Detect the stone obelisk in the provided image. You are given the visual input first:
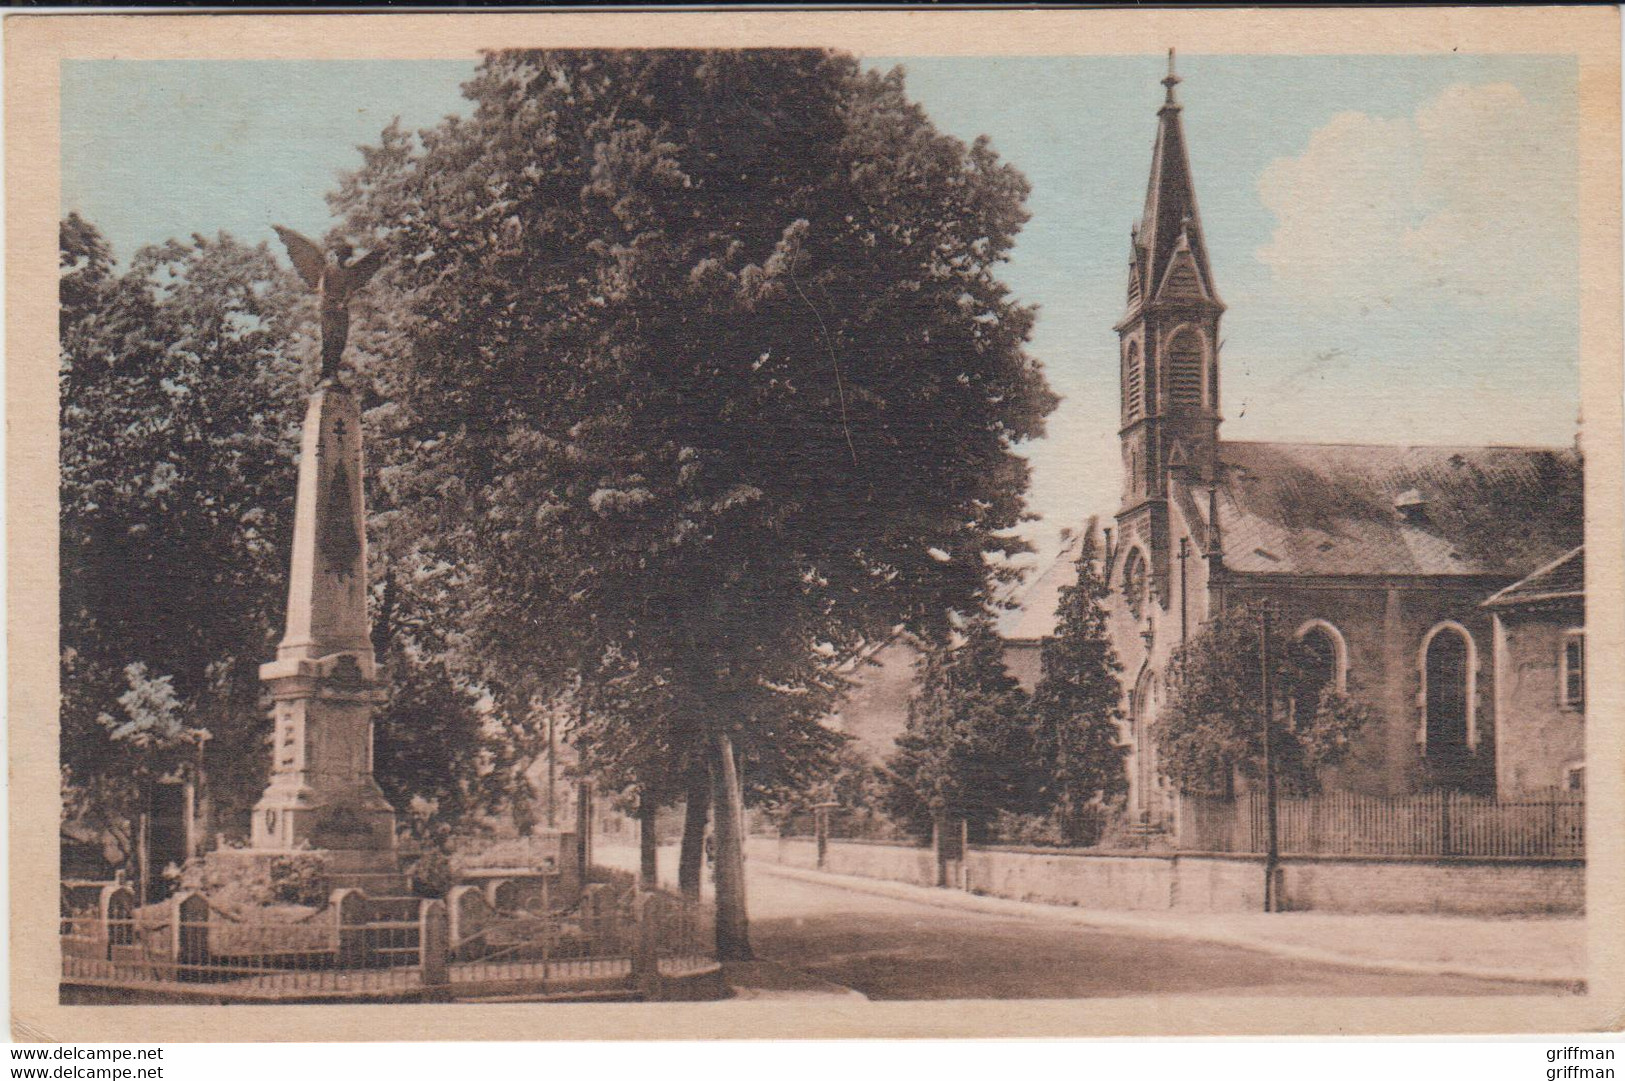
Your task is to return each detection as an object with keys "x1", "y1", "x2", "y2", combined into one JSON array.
[{"x1": 251, "y1": 228, "x2": 395, "y2": 868}]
